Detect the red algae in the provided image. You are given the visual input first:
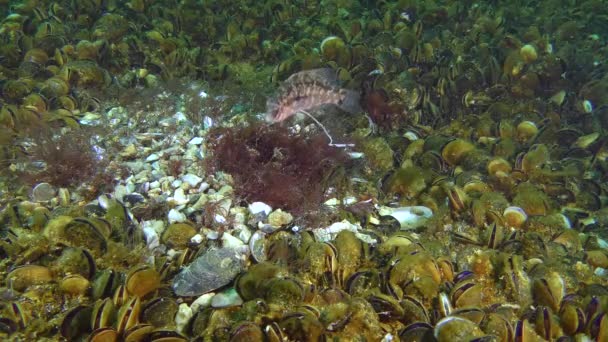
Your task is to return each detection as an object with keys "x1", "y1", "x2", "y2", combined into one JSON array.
[{"x1": 205, "y1": 123, "x2": 349, "y2": 213}]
